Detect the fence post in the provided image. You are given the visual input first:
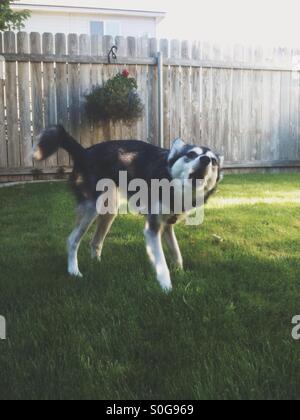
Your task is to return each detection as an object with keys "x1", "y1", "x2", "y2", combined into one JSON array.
[
  {"x1": 0, "y1": 55, "x2": 7, "y2": 169},
  {"x1": 157, "y1": 51, "x2": 164, "y2": 148}
]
